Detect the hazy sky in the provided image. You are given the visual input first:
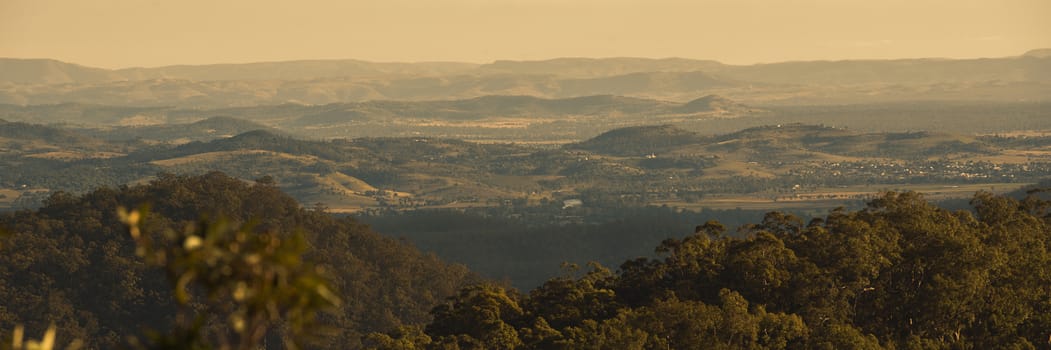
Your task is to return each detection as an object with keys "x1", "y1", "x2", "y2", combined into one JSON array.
[{"x1": 2, "y1": 0, "x2": 1049, "y2": 68}]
